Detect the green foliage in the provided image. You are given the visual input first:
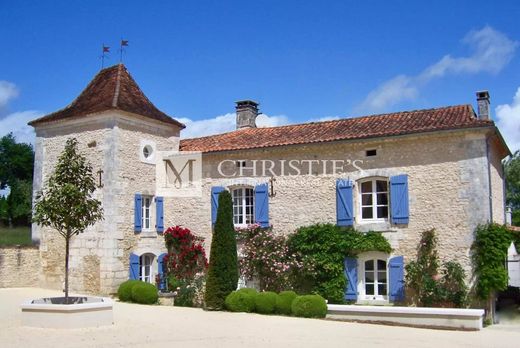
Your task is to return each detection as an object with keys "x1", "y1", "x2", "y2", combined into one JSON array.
[
  {"x1": 0, "y1": 133, "x2": 34, "y2": 190},
  {"x1": 7, "y1": 179, "x2": 32, "y2": 225},
  {"x1": 505, "y1": 150, "x2": 520, "y2": 210},
  {"x1": 117, "y1": 280, "x2": 141, "y2": 302},
  {"x1": 275, "y1": 290, "x2": 298, "y2": 315},
  {"x1": 405, "y1": 229, "x2": 468, "y2": 307},
  {"x1": 225, "y1": 288, "x2": 258, "y2": 312},
  {"x1": 472, "y1": 223, "x2": 512, "y2": 300},
  {"x1": 33, "y1": 138, "x2": 103, "y2": 238},
  {"x1": 131, "y1": 282, "x2": 159, "y2": 304},
  {"x1": 513, "y1": 210, "x2": 520, "y2": 227},
  {"x1": 288, "y1": 224, "x2": 391, "y2": 303},
  {"x1": 204, "y1": 190, "x2": 238, "y2": 310},
  {"x1": 439, "y1": 261, "x2": 468, "y2": 307},
  {"x1": 33, "y1": 138, "x2": 103, "y2": 300},
  {"x1": 254, "y1": 291, "x2": 278, "y2": 314},
  {"x1": 0, "y1": 133, "x2": 34, "y2": 226},
  {"x1": 291, "y1": 295, "x2": 327, "y2": 318},
  {"x1": 0, "y1": 196, "x2": 8, "y2": 225}
]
